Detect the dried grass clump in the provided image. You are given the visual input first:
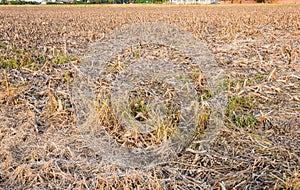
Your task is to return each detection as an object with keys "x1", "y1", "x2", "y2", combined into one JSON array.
[
  {"x1": 72, "y1": 22, "x2": 226, "y2": 169},
  {"x1": 97, "y1": 43, "x2": 205, "y2": 148}
]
